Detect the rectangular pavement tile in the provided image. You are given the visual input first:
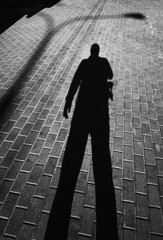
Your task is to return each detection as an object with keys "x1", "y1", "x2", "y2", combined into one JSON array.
[
  {"x1": 10, "y1": 136, "x2": 26, "y2": 151},
  {"x1": 5, "y1": 160, "x2": 23, "y2": 180},
  {"x1": 0, "y1": 180, "x2": 13, "y2": 203},
  {"x1": 72, "y1": 188, "x2": 87, "y2": 217},
  {"x1": 122, "y1": 229, "x2": 135, "y2": 240},
  {"x1": 0, "y1": 192, "x2": 19, "y2": 218},
  {"x1": 0, "y1": 150, "x2": 17, "y2": 168},
  {"x1": 21, "y1": 154, "x2": 38, "y2": 172},
  {"x1": 35, "y1": 175, "x2": 52, "y2": 197},
  {"x1": 25, "y1": 197, "x2": 44, "y2": 224},
  {"x1": 17, "y1": 223, "x2": 35, "y2": 240},
  {"x1": 0, "y1": 141, "x2": 12, "y2": 158},
  {"x1": 43, "y1": 156, "x2": 58, "y2": 175},
  {"x1": 17, "y1": 183, "x2": 36, "y2": 208},
  {"x1": 136, "y1": 193, "x2": 149, "y2": 219},
  {"x1": 33, "y1": 212, "x2": 49, "y2": 240},
  {"x1": 16, "y1": 144, "x2": 32, "y2": 161},
  {"x1": 136, "y1": 219, "x2": 150, "y2": 240},
  {"x1": 5, "y1": 207, "x2": 27, "y2": 237},
  {"x1": 27, "y1": 164, "x2": 44, "y2": 184},
  {"x1": 135, "y1": 173, "x2": 147, "y2": 194},
  {"x1": 11, "y1": 172, "x2": 29, "y2": 193},
  {"x1": 123, "y1": 179, "x2": 135, "y2": 202},
  {"x1": 6, "y1": 128, "x2": 21, "y2": 142},
  {"x1": 0, "y1": 218, "x2": 8, "y2": 238},
  {"x1": 30, "y1": 139, "x2": 45, "y2": 155},
  {"x1": 43, "y1": 187, "x2": 56, "y2": 212},
  {"x1": 123, "y1": 202, "x2": 135, "y2": 229},
  {"x1": 149, "y1": 207, "x2": 163, "y2": 234}
]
